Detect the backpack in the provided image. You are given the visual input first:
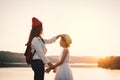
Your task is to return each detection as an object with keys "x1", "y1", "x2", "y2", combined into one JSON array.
[{"x1": 24, "y1": 44, "x2": 35, "y2": 65}]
